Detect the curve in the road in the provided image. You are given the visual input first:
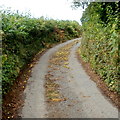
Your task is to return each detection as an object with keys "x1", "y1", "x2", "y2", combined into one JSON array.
[{"x1": 20, "y1": 38, "x2": 118, "y2": 118}]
